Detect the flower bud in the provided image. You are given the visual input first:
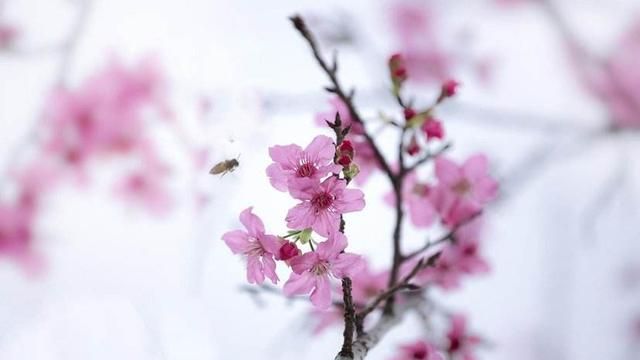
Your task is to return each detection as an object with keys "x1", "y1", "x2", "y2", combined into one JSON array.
[
  {"x1": 406, "y1": 134, "x2": 421, "y2": 156},
  {"x1": 441, "y1": 79, "x2": 459, "y2": 98},
  {"x1": 421, "y1": 118, "x2": 444, "y2": 140},
  {"x1": 279, "y1": 241, "x2": 301, "y2": 261},
  {"x1": 404, "y1": 108, "x2": 416, "y2": 121},
  {"x1": 338, "y1": 155, "x2": 352, "y2": 167}
]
